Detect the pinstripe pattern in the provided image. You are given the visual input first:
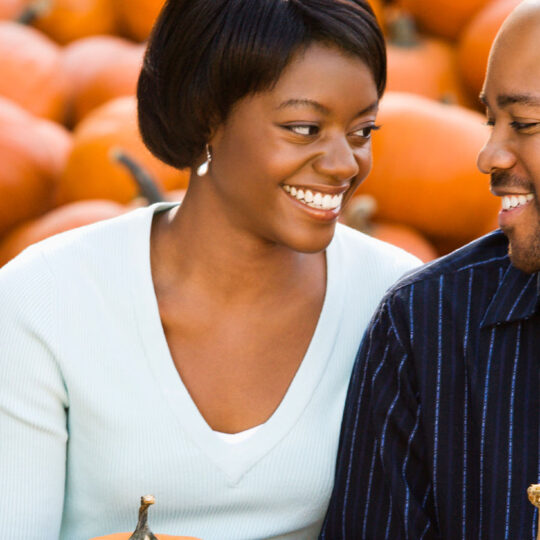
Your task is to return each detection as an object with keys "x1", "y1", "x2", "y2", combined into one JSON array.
[
  {"x1": 479, "y1": 326, "x2": 496, "y2": 539},
  {"x1": 321, "y1": 231, "x2": 540, "y2": 539},
  {"x1": 462, "y1": 268, "x2": 473, "y2": 537},
  {"x1": 504, "y1": 324, "x2": 521, "y2": 539}
]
